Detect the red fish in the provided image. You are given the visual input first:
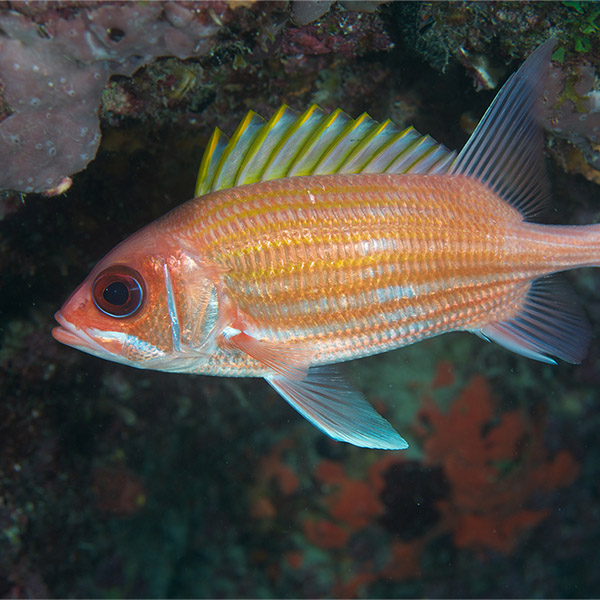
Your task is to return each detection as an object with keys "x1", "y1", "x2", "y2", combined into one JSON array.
[{"x1": 53, "y1": 41, "x2": 600, "y2": 449}]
